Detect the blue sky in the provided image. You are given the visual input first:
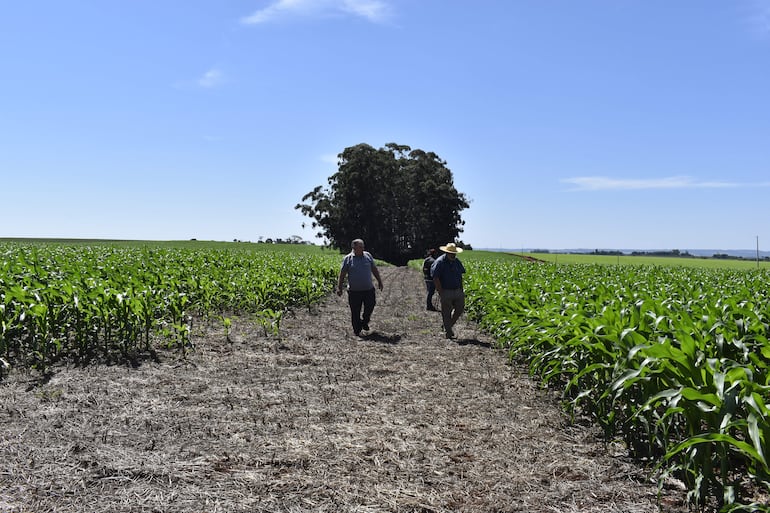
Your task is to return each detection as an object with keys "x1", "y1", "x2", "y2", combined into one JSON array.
[{"x1": 3, "y1": 0, "x2": 770, "y2": 251}]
